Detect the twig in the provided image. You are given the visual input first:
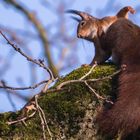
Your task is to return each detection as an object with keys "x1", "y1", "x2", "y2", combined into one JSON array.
[
  {"x1": 7, "y1": 111, "x2": 36, "y2": 125},
  {"x1": 38, "y1": 104, "x2": 53, "y2": 140},
  {"x1": 35, "y1": 95, "x2": 53, "y2": 140},
  {"x1": 57, "y1": 69, "x2": 121, "y2": 89},
  {"x1": 42, "y1": 80, "x2": 52, "y2": 93},
  {"x1": 42, "y1": 78, "x2": 58, "y2": 93},
  {"x1": 56, "y1": 69, "x2": 120, "y2": 104},
  {"x1": 0, "y1": 31, "x2": 54, "y2": 80},
  {"x1": 0, "y1": 80, "x2": 50, "y2": 90},
  {"x1": 84, "y1": 81, "x2": 113, "y2": 104},
  {"x1": 45, "y1": 88, "x2": 67, "y2": 94},
  {"x1": 1, "y1": 88, "x2": 29, "y2": 101},
  {"x1": 35, "y1": 96, "x2": 46, "y2": 140},
  {"x1": 79, "y1": 62, "x2": 97, "y2": 80},
  {"x1": 6, "y1": 91, "x2": 17, "y2": 111},
  {"x1": 0, "y1": 68, "x2": 120, "y2": 91},
  {"x1": 87, "y1": 69, "x2": 121, "y2": 81},
  {"x1": 1, "y1": 80, "x2": 17, "y2": 110},
  {"x1": 4, "y1": 0, "x2": 58, "y2": 77}
]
